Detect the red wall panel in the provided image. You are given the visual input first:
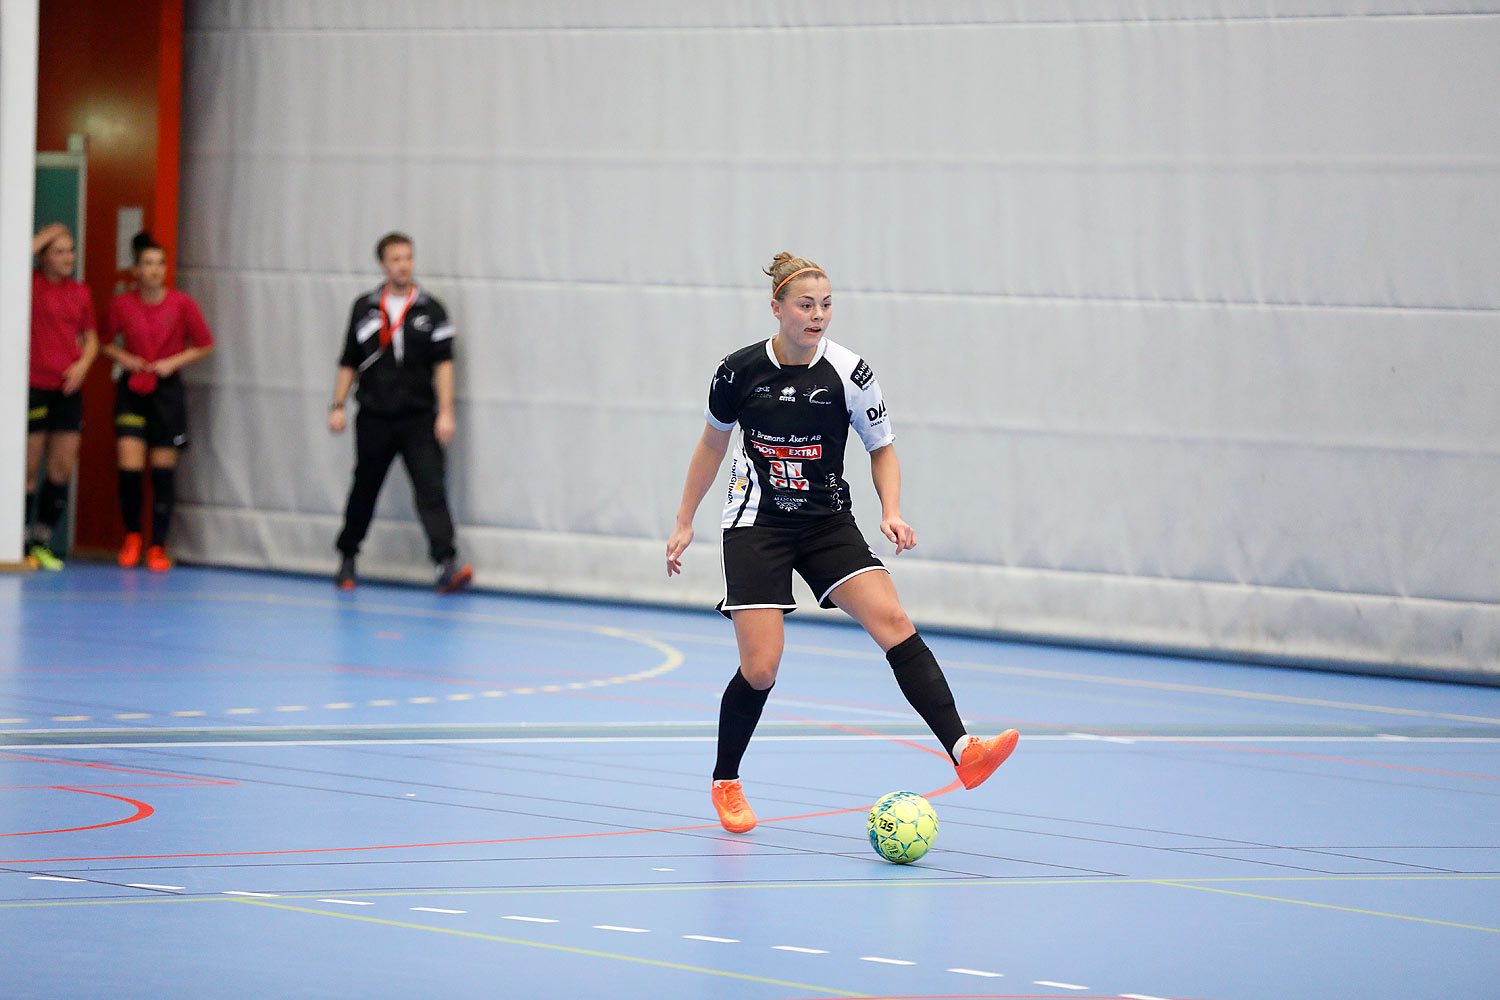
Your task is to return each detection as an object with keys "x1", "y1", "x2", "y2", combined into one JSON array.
[{"x1": 36, "y1": 0, "x2": 183, "y2": 554}]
